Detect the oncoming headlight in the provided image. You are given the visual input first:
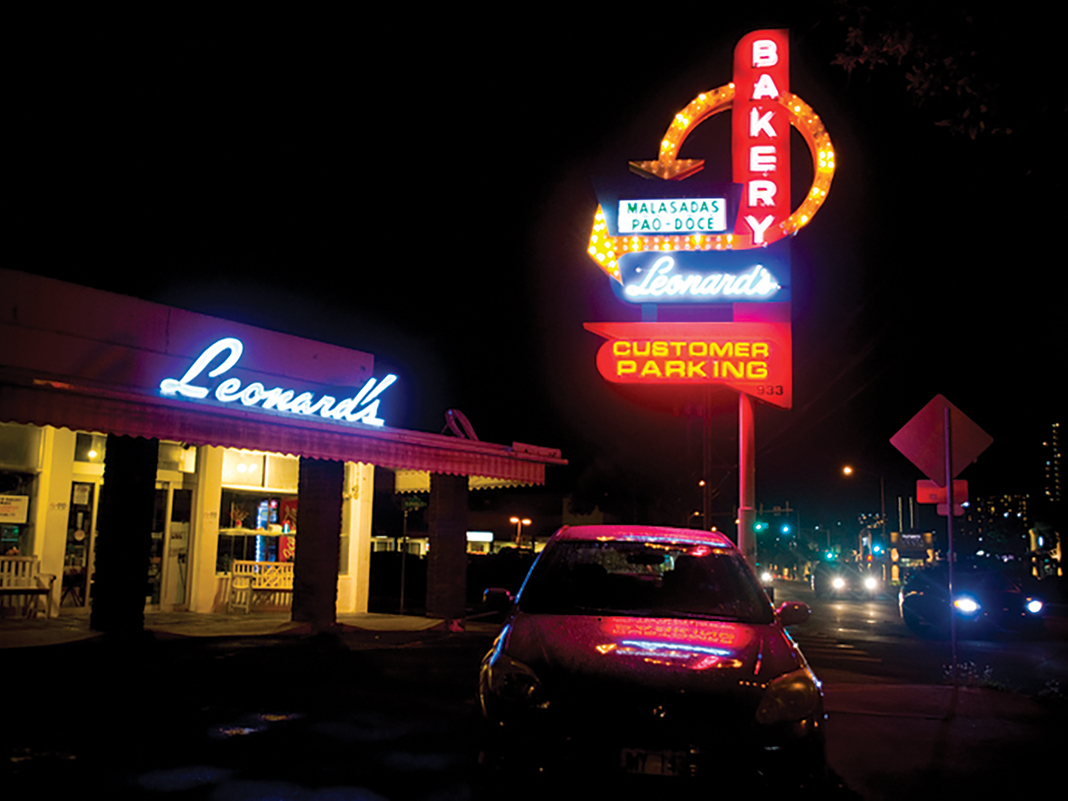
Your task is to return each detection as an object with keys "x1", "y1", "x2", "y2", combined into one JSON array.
[
  {"x1": 864, "y1": 576, "x2": 879, "y2": 591},
  {"x1": 953, "y1": 596, "x2": 981, "y2": 615},
  {"x1": 1025, "y1": 599, "x2": 1043, "y2": 615},
  {"x1": 831, "y1": 577, "x2": 846, "y2": 590},
  {"x1": 755, "y1": 668, "x2": 822, "y2": 725}
]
